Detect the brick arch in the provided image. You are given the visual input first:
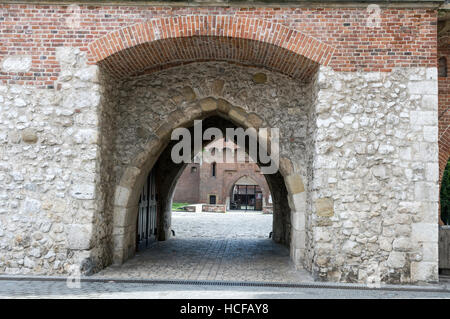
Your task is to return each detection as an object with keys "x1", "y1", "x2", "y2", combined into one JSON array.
[
  {"x1": 439, "y1": 124, "x2": 449, "y2": 225},
  {"x1": 439, "y1": 126, "x2": 450, "y2": 185},
  {"x1": 87, "y1": 16, "x2": 335, "y2": 81},
  {"x1": 439, "y1": 49, "x2": 450, "y2": 224}
]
